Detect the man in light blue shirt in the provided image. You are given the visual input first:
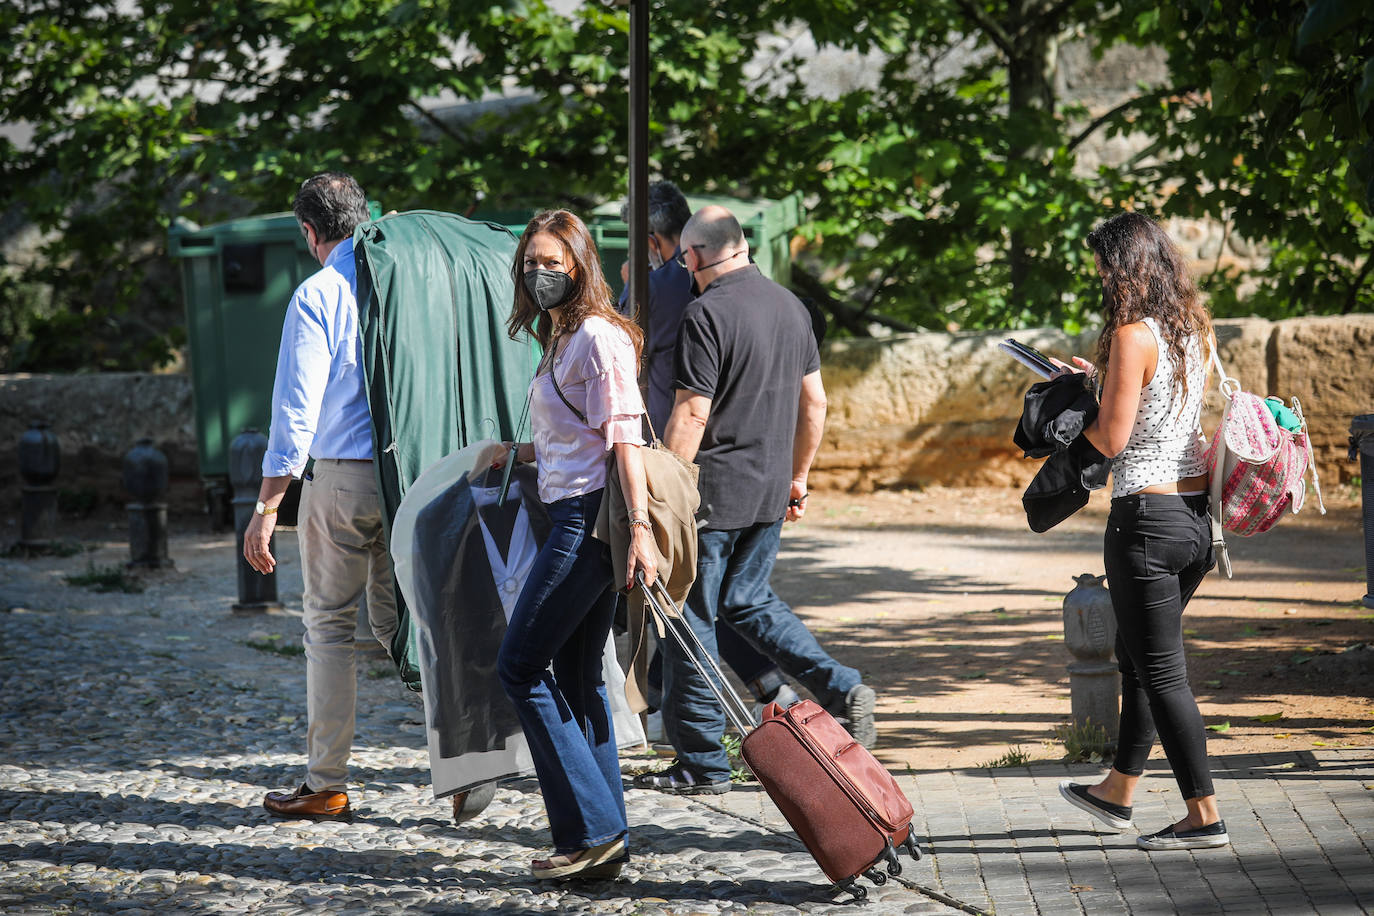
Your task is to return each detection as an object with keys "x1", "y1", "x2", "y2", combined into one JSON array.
[{"x1": 243, "y1": 171, "x2": 396, "y2": 823}]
